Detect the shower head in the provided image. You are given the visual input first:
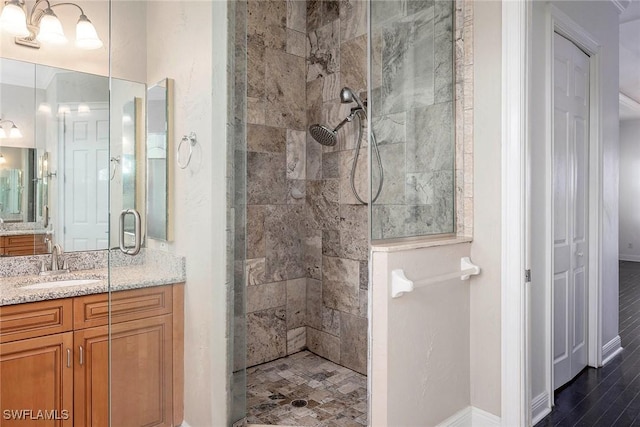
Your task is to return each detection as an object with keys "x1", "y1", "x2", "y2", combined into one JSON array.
[
  {"x1": 340, "y1": 87, "x2": 366, "y2": 112},
  {"x1": 309, "y1": 108, "x2": 359, "y2": 147},
  {"x1": 309, "y1": 124, "x2": 337, "y2": 146}
]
